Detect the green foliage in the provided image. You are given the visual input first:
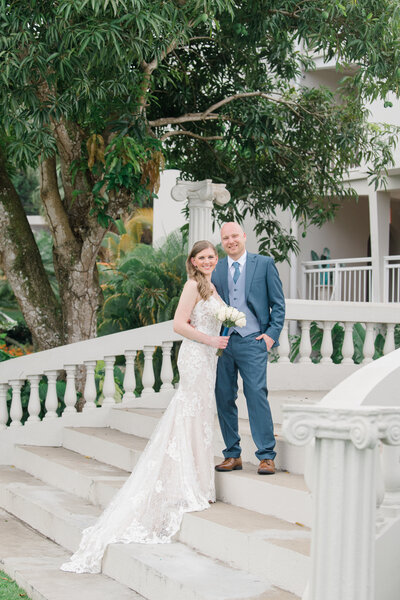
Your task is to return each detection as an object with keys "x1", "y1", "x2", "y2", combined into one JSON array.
[
  {"x1": 1, "y1": 0, "x2": 399, "y2": 260},
  {"x1": 0, "y1": 570, "x2": 30, "y2": 600},
  {"x1": 98, "y1": 230, "x2": 187, "y2": 334}
]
